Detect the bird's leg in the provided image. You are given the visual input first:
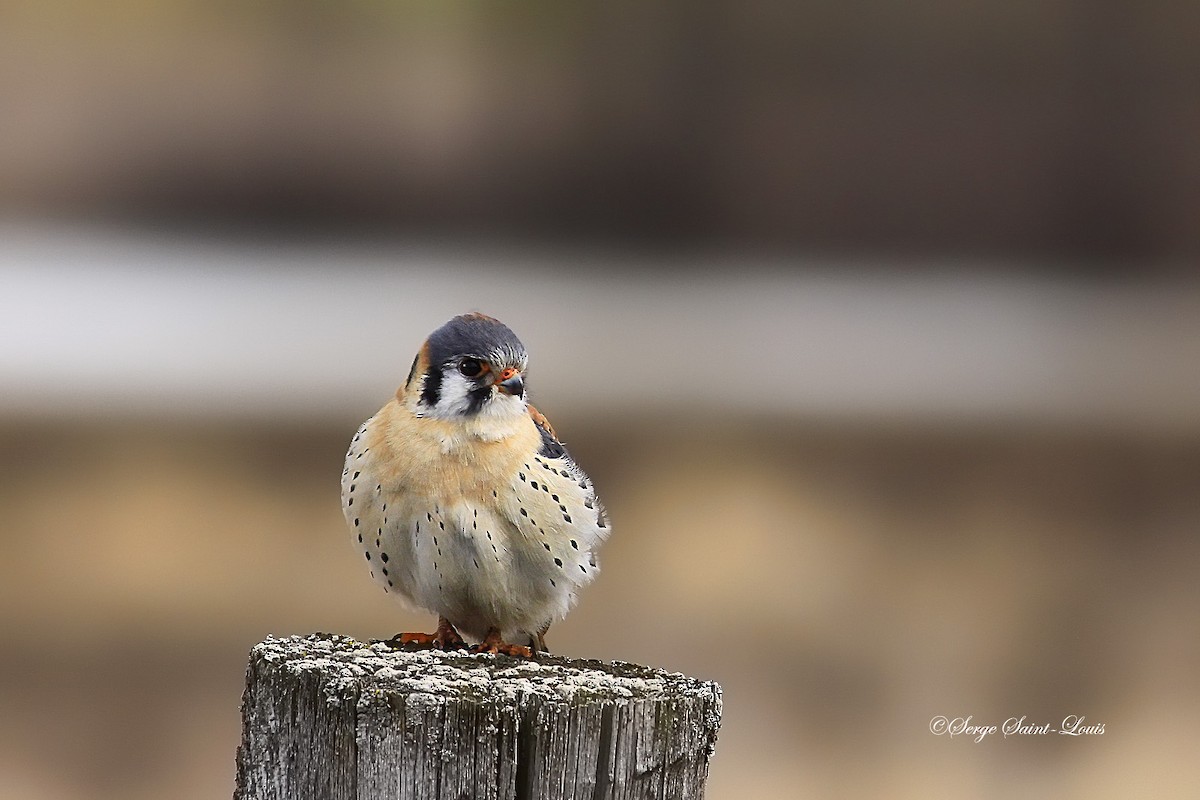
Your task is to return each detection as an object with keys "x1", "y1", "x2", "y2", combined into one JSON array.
[
  {"x1": 434, "y1": 617, "x2": 467, "y2": 649},
  {"x1": 471, "y1": 627, "x2": 533, "y2": 658},
  {"x1": 388, "y1": 617, "x2": 466, "y2": 650}
]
